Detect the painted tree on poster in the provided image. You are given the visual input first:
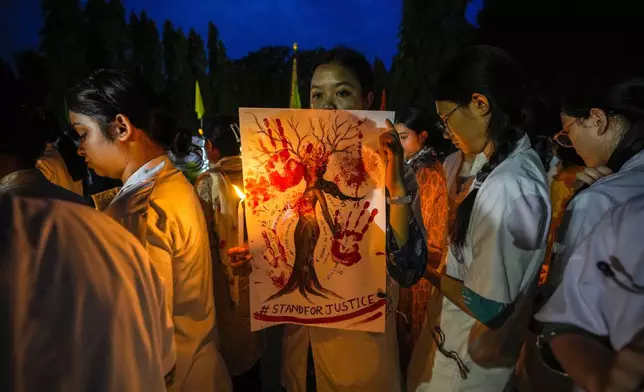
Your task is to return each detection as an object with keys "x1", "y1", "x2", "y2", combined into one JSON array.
[{"x1": 244, "y1": 112, "x2": 380, "y2": 303}]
